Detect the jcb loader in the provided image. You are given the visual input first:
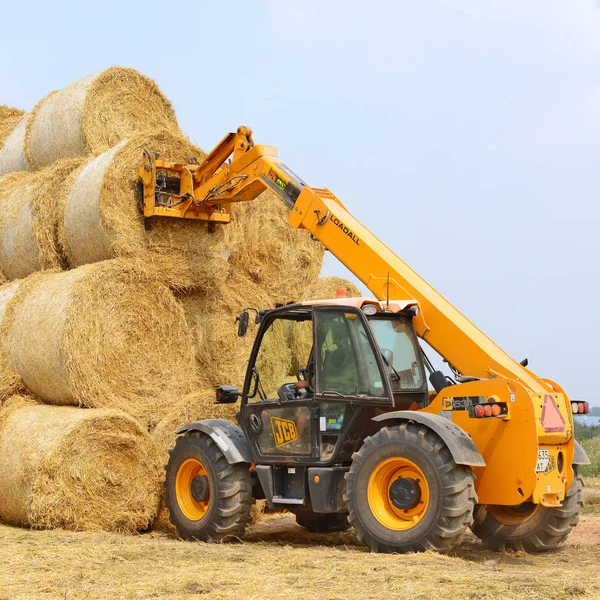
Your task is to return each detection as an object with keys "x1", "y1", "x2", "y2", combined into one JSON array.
[{"x1": 139, "y1": 127, "x2": 589, "y2": 553}]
